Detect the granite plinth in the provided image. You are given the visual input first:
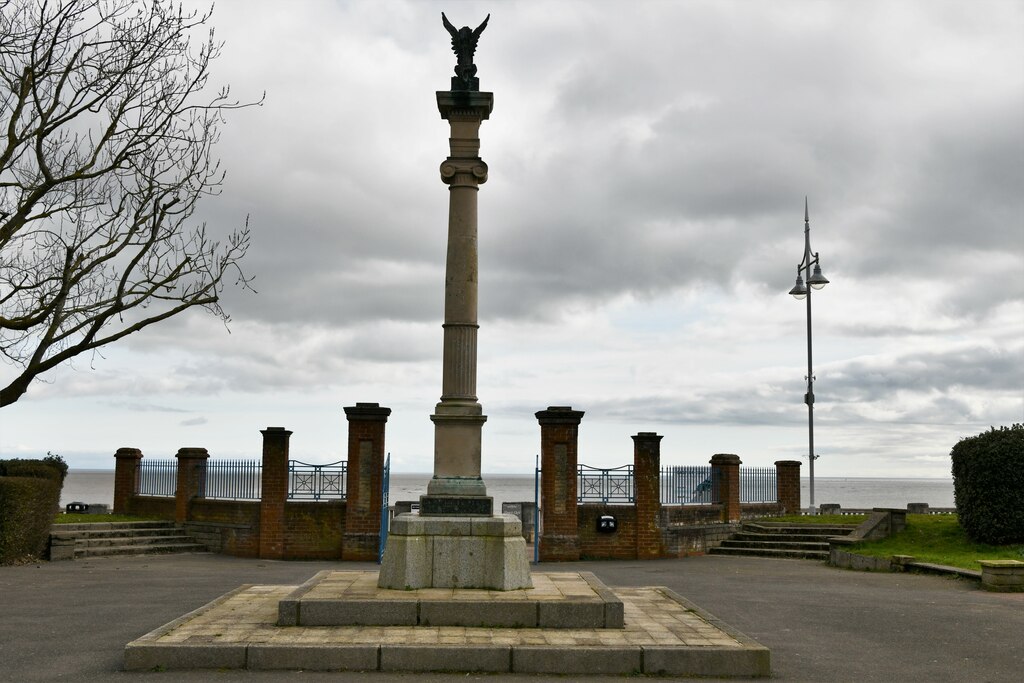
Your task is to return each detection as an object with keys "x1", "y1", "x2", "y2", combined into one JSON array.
[
  {"x1": 419, "y1": 495, "x2": 493, "y2": 516},
  {"x1": 377, "y1": 513, "x2": 531, "y2": 590},
  {"x1": 277, "y1": 570, "x2": 622, "y2": 628}
]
